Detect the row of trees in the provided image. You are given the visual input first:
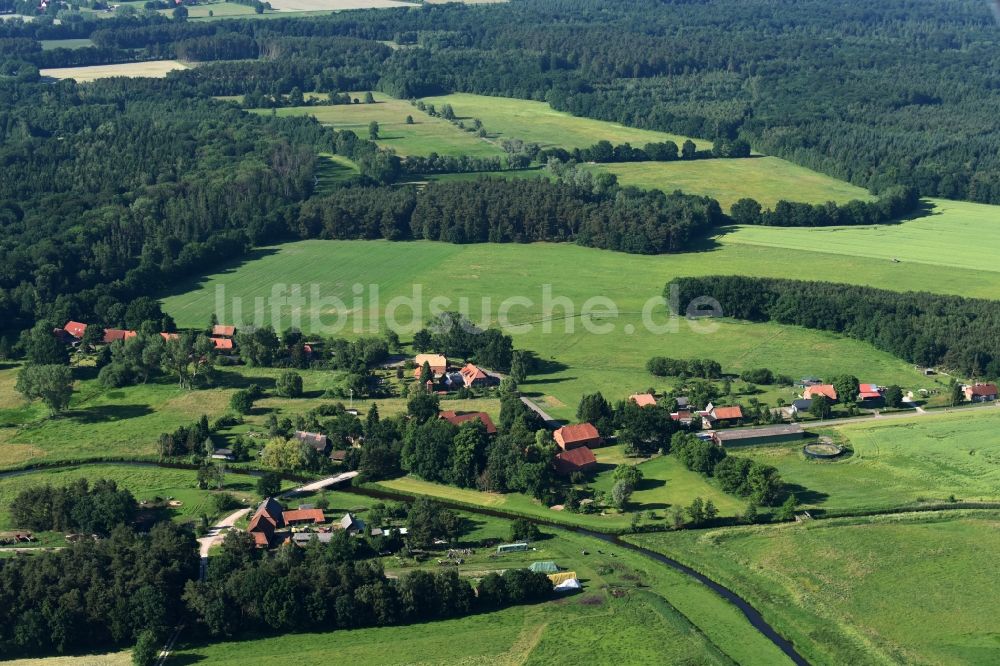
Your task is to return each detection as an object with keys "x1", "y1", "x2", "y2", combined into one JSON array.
[
  {"x1": 9, "y1": 478, "x2": 136, "y2": 534},
  {"x1": 672, "y1": 433, "x2": 784, "y2": 507},
  {"x1": 730, "y1": 186, "x2": 921, "y2": 228},
  {"x1": 670, "y1": 276, "x2": 1000, "y2": 378},
  {"x1": 183, "y1": 527, "x2": 552, "y2": 638}
]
